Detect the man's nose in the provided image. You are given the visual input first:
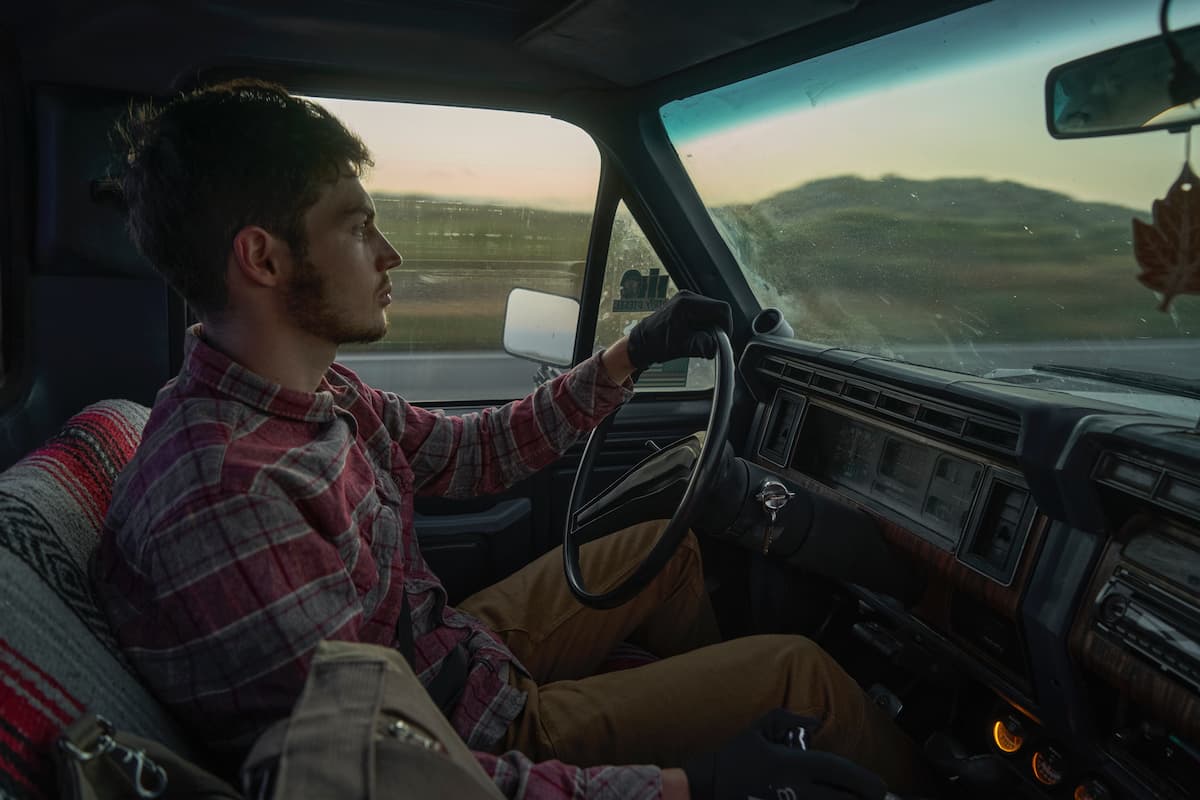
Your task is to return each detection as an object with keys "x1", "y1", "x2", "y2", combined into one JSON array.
[{"x1": 378, "y1": 234, "x2": 403, "y2": 271}]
